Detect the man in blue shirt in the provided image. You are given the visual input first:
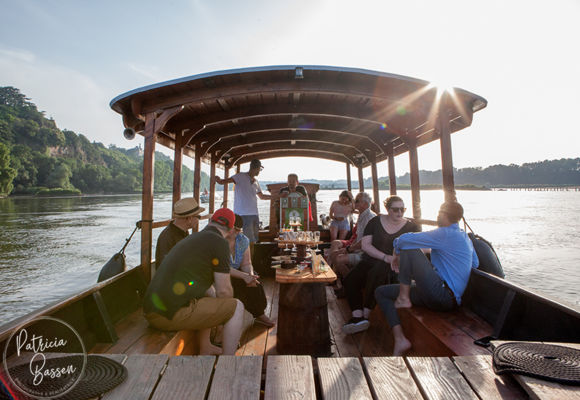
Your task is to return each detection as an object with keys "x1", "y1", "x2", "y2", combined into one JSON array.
[{"x1": 375, "y1": 201, "x2": 479, "y2": 356}]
